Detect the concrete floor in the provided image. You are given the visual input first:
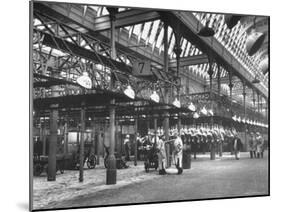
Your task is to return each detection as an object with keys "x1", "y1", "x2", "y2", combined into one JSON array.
[{"x1": 34, "y1": 151, "x2": 268, "y2": 210}]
